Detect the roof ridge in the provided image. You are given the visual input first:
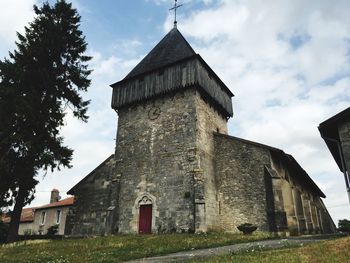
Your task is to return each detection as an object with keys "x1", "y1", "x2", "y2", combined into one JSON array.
[
  {"x1": 213, "y1": 132, "x2": 283, "y2": 153},
  {"x1": 35, "y1": 196, "x2": 74, "y2": 210}
]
